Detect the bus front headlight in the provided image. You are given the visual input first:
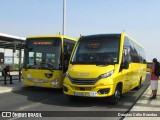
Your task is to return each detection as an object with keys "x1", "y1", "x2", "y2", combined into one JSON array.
[
  {"x1": 27, "y1": 74, "x2": 32, "y2": 79},
  {"x1": 52, "y1": 79, "x2": 59, "y2": 86},
  {"x1": 100, "y1": 70, "x2": 114, "y2": 79}
]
